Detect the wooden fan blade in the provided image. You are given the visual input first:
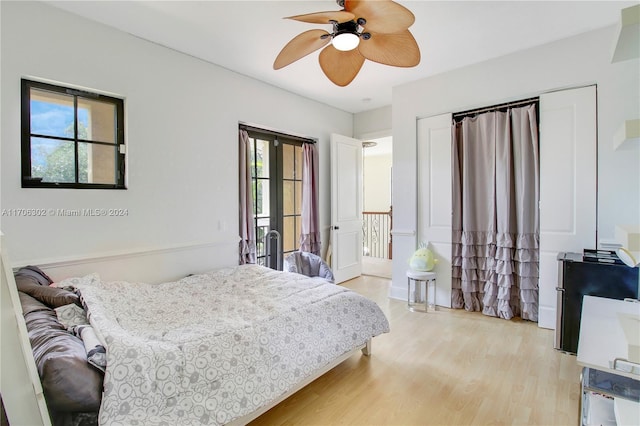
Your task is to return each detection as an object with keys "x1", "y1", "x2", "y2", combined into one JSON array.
[
  {"x1": 358, "y1": 30, "x2": 420, "y2": 67},
  {"x1": 274, "y1": 29, "x2": 331, "y2": 70},
  {"x1": 286, "y1": 10, "x2": 355, "y2": 25},
  {"x1": 344, "y1": 0, "x2": 415, "y2": 34},
  {"x1": 318, "y1": 45, "x2": 365, "y2": 87}
]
